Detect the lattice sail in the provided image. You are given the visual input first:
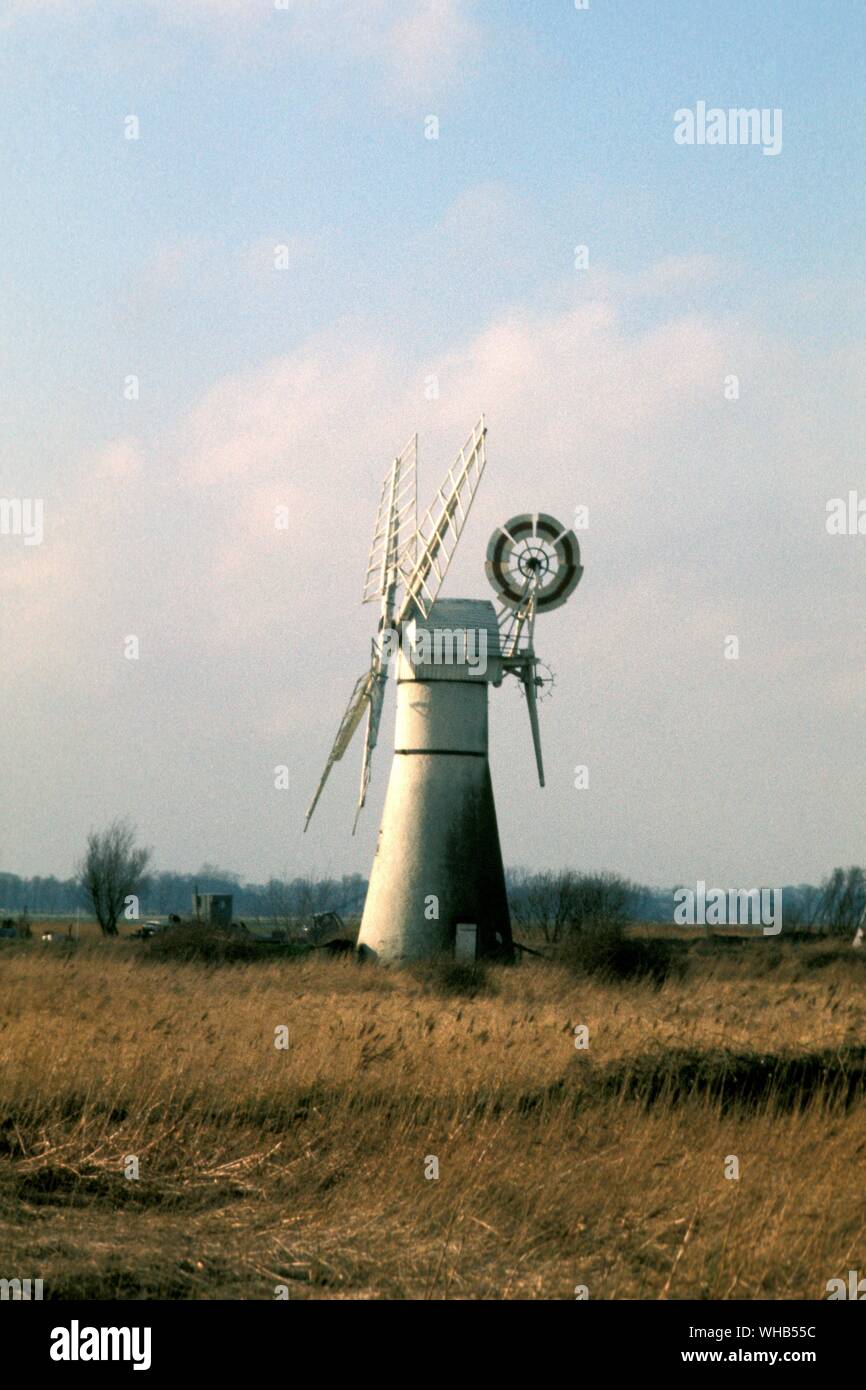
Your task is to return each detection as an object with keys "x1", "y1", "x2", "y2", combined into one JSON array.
[
  {"x1": 306, "y1": 417, "x2": 489, "y2": 833},
  {"x1": 362, "y1": 434, "x2": 417, "y2": 604},
  {"x1": 303, "y1": 668, "x2": 375, "y2": 831},
  {"x1": 396, "y1": 416, "x2": 487, "y2": 625}
]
